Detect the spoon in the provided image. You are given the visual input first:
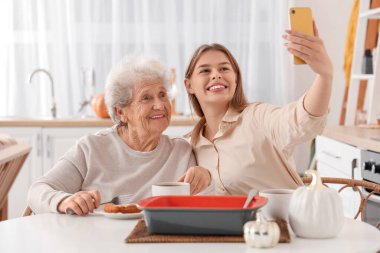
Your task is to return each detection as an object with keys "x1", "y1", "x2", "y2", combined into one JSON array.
[{"x1": 243, "y1": 189, "x2": 259, "y2": 209}]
